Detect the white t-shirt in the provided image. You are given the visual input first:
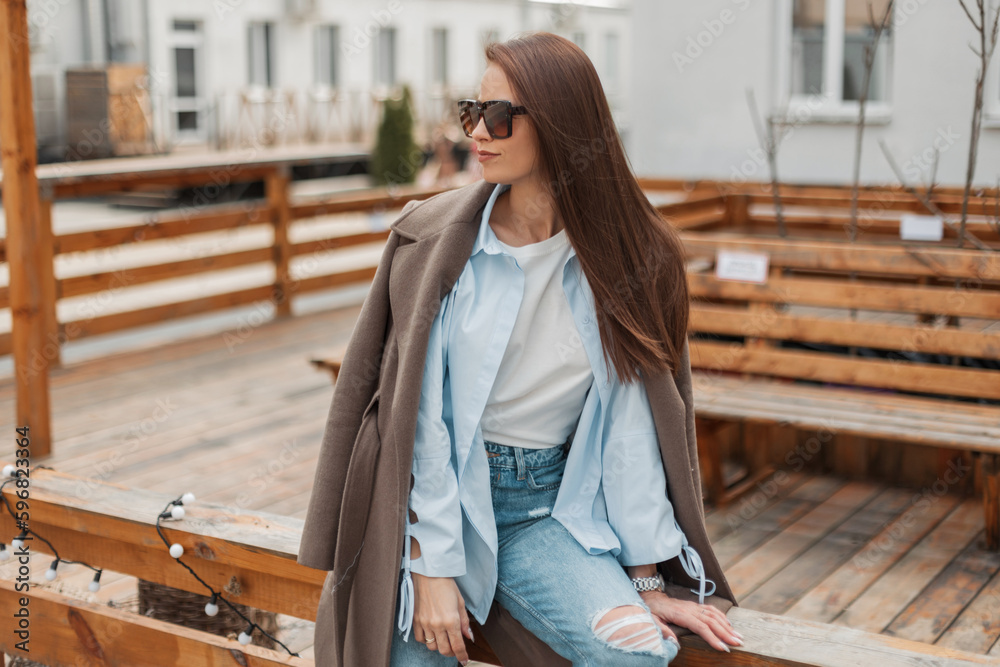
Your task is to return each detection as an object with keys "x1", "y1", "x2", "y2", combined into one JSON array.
[{"x1": 480, "y1": 227, "x2": 594, "y2": 449}]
